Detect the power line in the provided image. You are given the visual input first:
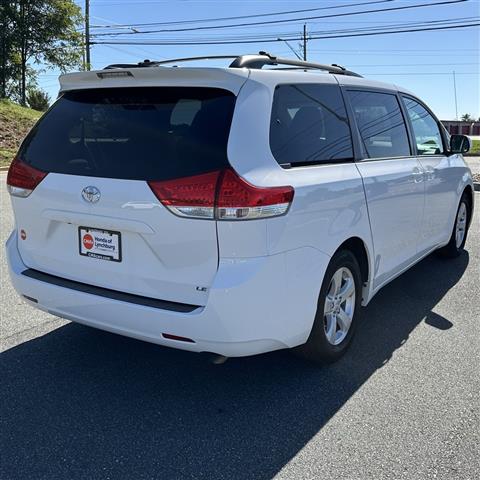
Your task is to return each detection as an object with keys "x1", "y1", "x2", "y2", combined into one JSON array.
[
  {"x1": 369, "y1": 72, "x2": 478, "y2": 75},
  {"x1": 311, "y1": 21, "x2": 480, "y2": 42},
  {"x1": 307, "y1": 48, "x2": 480, "y2": 52},
  {"x1": 301, "y1": 16, "x2": 479, "y2": 40},
  {"x1": 197, "y1": 48, "x2": 480, "y2": 58},
  {"x1": 153, "y1": 17, "x2": 480, "y2": 42},
  {"x1": 89, "y1": 0, "x2": 393, "y2": 28},
  {"x1": 300, "y1": 52, "x2": 480, "y2": 57},
  {"x1": 91, "y1": 0, "x2": 468, "y2": 35},
  {"x1": 92, "y1": 22, "x2": 480, "y2": 45},
  {"x1": 351, "y1": 62, "x2": 479, "y2": 66},
  {"x1": 90, "y1": 17, "x2": 479, "y2": 42},
  {"x1": 102, "y1": 43, "x2": 168, "y2": 60}
]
